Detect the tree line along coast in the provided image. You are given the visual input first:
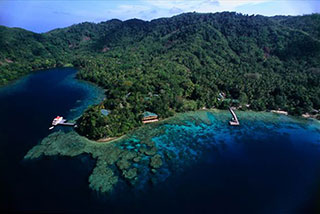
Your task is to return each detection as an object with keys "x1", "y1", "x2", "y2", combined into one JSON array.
[{"x1": 1, "y1": 12, "x2": 319, "y2": 139}]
